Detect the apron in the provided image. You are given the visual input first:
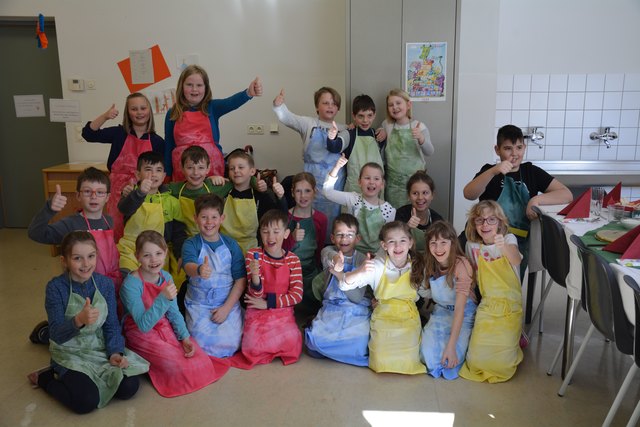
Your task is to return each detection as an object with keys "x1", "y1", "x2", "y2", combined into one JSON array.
[
  {"x1": 123, "y1": 272, "x2": 229, "y2": 397},
  {"x1": 117, "y1": 193, "x2": 164, "y2": 272},
  {"x1": 369, "y1": 260, "x2": 426, "y2": 374},
  {"x1": 304, "y1": 255, "x2": 371, "y2": 366},
  {"x1": 355, "y1": 198, "x2": 385, "y2": 255},
  {"x1": 496, "y1": 174, "x2": 531, "y2": 278},
  {"x1": 459, "y1": 254, "x2": 523, "y2": 383},
  {"x1": 344, "y1": 130, "x2": 384, "y2": 194},
  {"x1": 385, "y1": 126, "x2": 425, "y2": 209},
  {"x1": 49, "y1": 276, "x2": 149, "y2": 408},
  {"x1": 230, "y1": 250, "x2": 302, "y2": 369},
  {"x1": 106, "y1": 134, "x2": 152, "y2": 242},
  {"x1": 179, "y1": 181, "x2": 211, "y2": 238},
  {"x1": 185, "y1": 236, "x2": 243, "y2": 357},
  {"x1": 304, "y1": 124, "x2": 344, "y2": 243},
  {"x1": 420, "y1": 274, "x2": 477, "y2": 380},
  {"x1": 288, "y1": 212, "x2": 319, "y2": 307},
  {"x1": 220, "y1": 191, "x2": 258, "y2": 254},
  {"x1": 172, "y1": 110, "x2": 224, "y2": 181}
]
